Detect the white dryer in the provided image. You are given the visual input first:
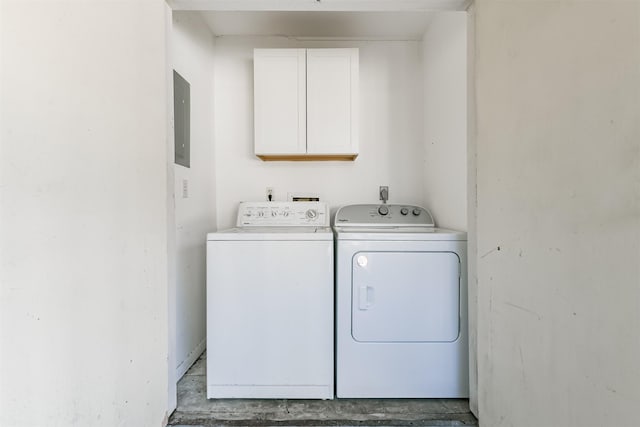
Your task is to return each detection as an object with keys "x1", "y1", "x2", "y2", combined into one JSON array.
[
  {"x1": 206, "y1": 201, "x2": 334, "y2": 399},
  {"x1": 334, "y1": 204, "x2": 468, "y2": 398}
]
